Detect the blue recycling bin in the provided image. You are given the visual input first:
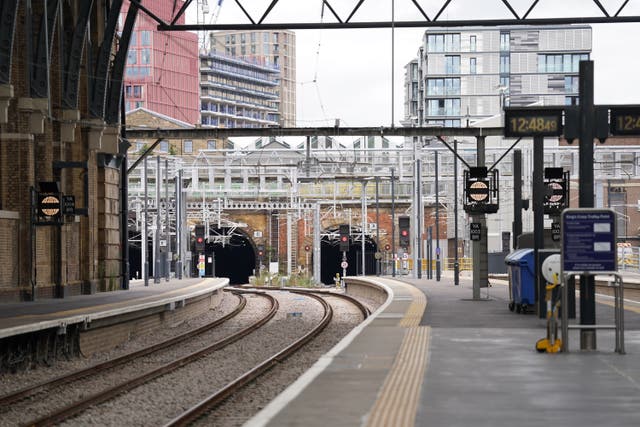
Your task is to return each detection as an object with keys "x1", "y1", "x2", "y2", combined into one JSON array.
[{"x1": 504, "y1": 249, "x2": 535, "y2": 313}]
